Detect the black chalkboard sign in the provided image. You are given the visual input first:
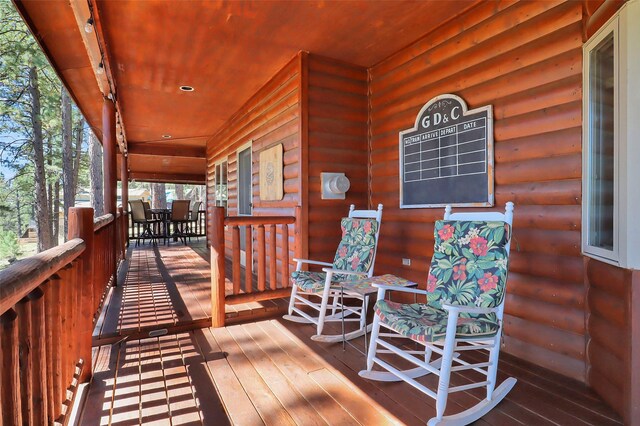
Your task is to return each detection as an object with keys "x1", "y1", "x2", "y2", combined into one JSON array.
[{"x1": 399, "y1": 94, "x2": 494, "y2": 208}]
